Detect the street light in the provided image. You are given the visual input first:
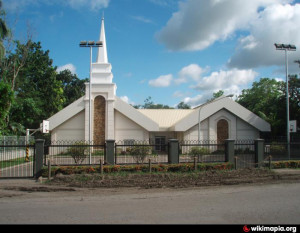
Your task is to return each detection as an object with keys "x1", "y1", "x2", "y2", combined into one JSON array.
[
  {"x1": 274, "y1": 43, "x2": 297, "y2": 160},
  {"x1": 79, "y1": 40, "x2": 103, "y2": 164}
]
